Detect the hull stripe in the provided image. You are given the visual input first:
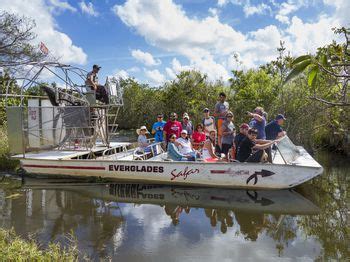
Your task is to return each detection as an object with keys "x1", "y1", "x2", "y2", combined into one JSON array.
[
  {"x1": 210, "y1": 170, "x2": 227, "y2": 174},
  {"x1": 23, "y1": 164, "x2": 105, "y2": 170}
]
